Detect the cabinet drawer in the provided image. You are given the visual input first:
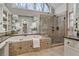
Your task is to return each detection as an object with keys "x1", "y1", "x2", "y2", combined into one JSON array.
[
  {"x1": 64, "y1": 38, "x2": 79, "y2": 56},
  {"x1": 64, "y1": 38, "x2": 75, "y2": 47},
  {"x1": 74, "y1": 40, "x2": 79, "y2": 50},
  {"x1": 64, "y1": 46, "x2": 79, "y2": 56}
]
